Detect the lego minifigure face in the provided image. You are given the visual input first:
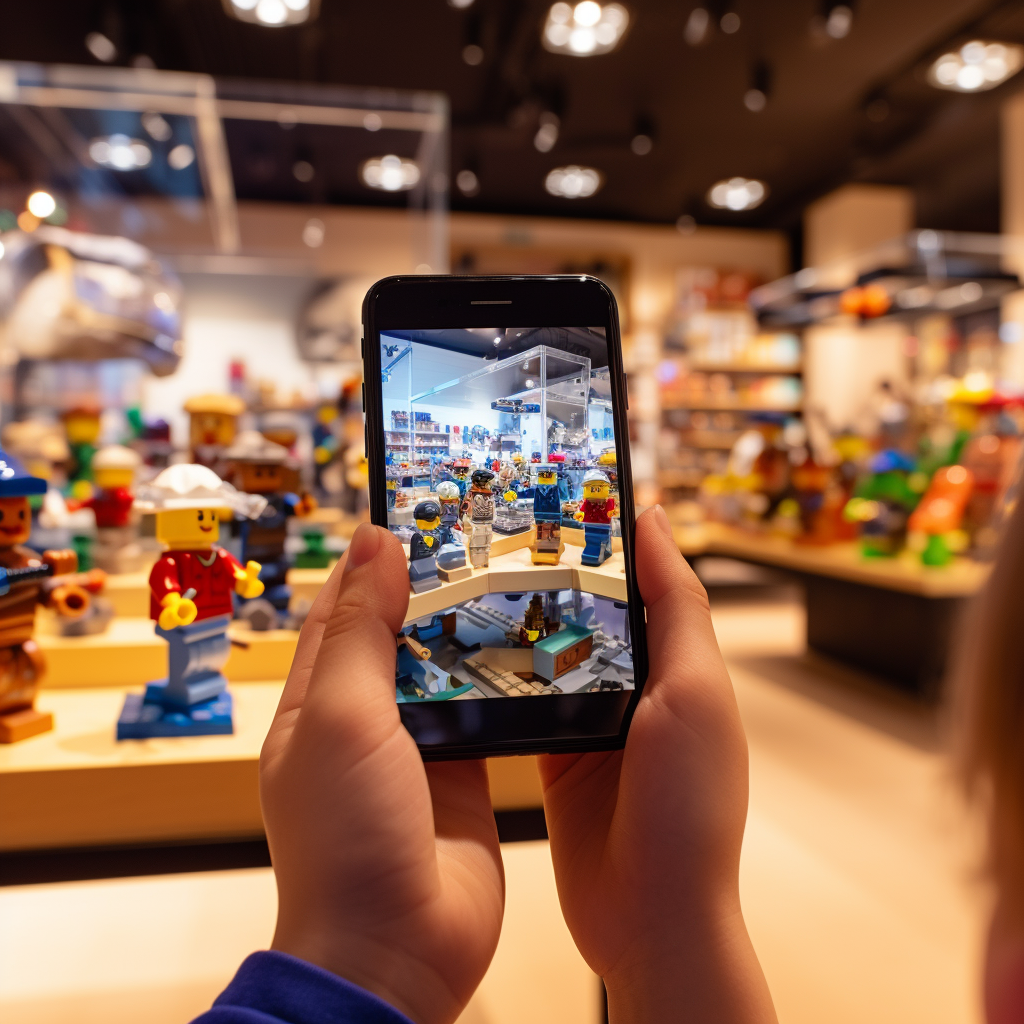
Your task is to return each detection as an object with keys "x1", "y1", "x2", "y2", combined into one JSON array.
[
  {"x1": 64, "y1": 412, "x2": 101, "y2": 446},
  {"x1": 190, "y1": 412, "x2": 236, "y2": 448},
  {"x1": 583, "y1": 479, "x2": 610, "y2": 501},
  {"x1": 234, "y1": 461, "x2": 286, "y2": 495},
  {"x1": 94, "y1": 467, "x2": 135, "y2": 491},
  {"x1": 387, "y1": 479, "x2": 397, "y2": 491},
  {"x1": 0, "y1": 497, "x2": 31, "y2": 545},
  {"x1": 536, "y1": 470, "x2": 556, "y2": 486},
  {"x1": 155, "y1": 507, "x2": 221, "y2": 548},
  {"x1": 415, "y1": 513, "x2": 441, "y2": 531}
]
